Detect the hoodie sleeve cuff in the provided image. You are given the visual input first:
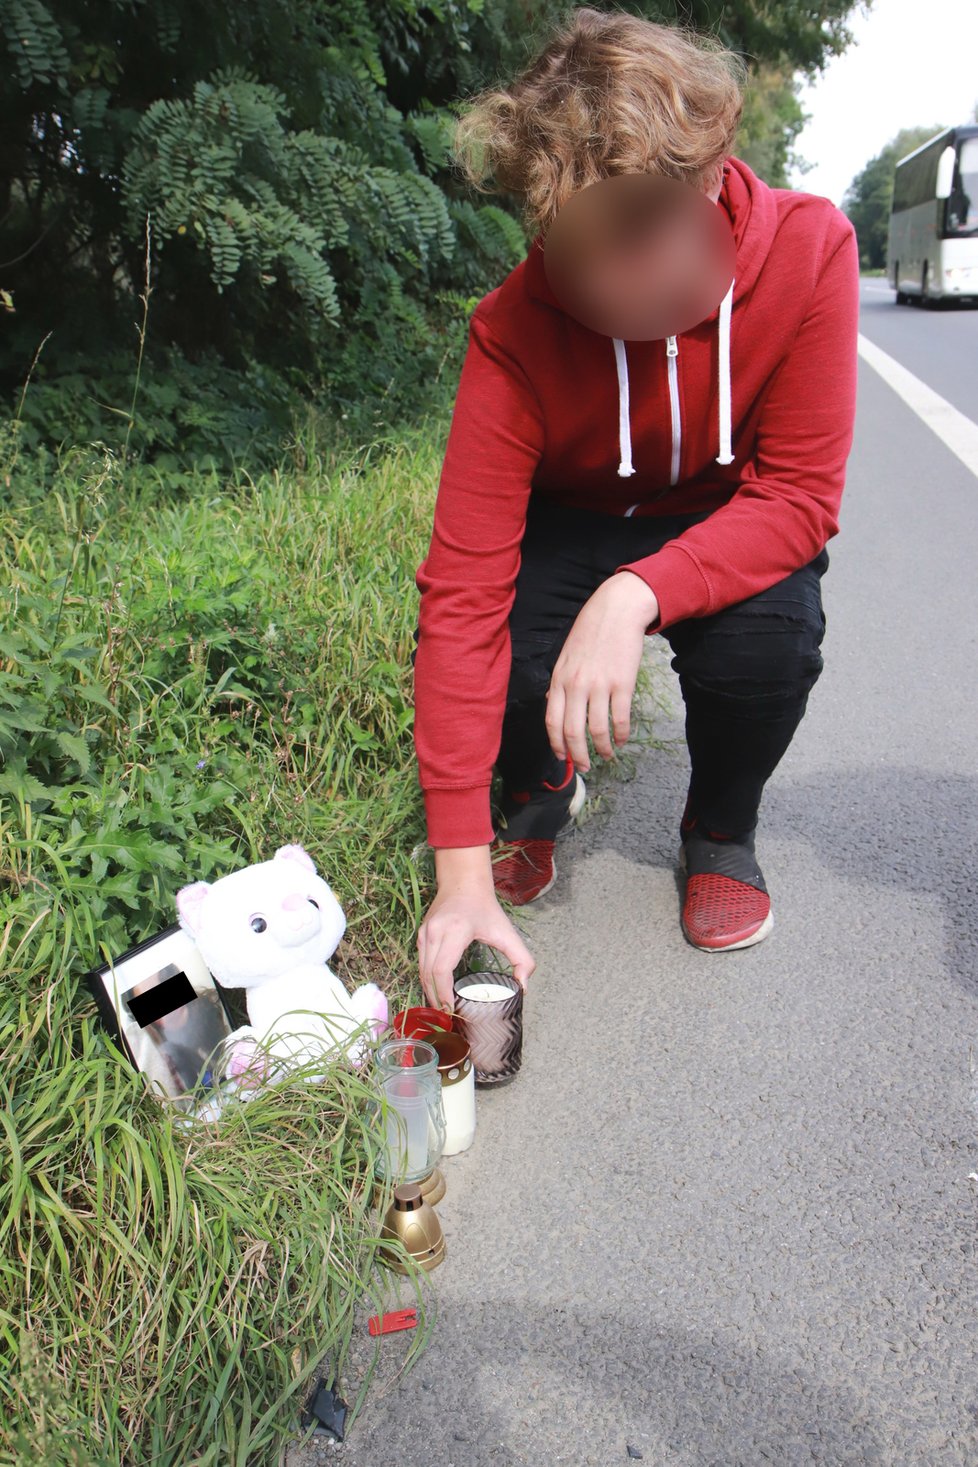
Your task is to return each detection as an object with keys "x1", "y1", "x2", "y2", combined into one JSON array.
[
  {"x1": 616, "y1": 542, "x2": 713, "y2": 630},
  {"x1": 423, "y1": 785, "x2": 495, "y2": 849}
]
